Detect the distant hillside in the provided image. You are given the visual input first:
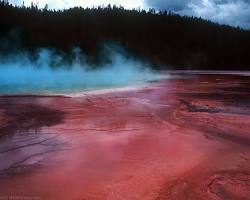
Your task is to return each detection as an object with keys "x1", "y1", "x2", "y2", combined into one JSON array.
[{"x1": 0, "y1": 1, "x2": 250, "y2": 70}]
